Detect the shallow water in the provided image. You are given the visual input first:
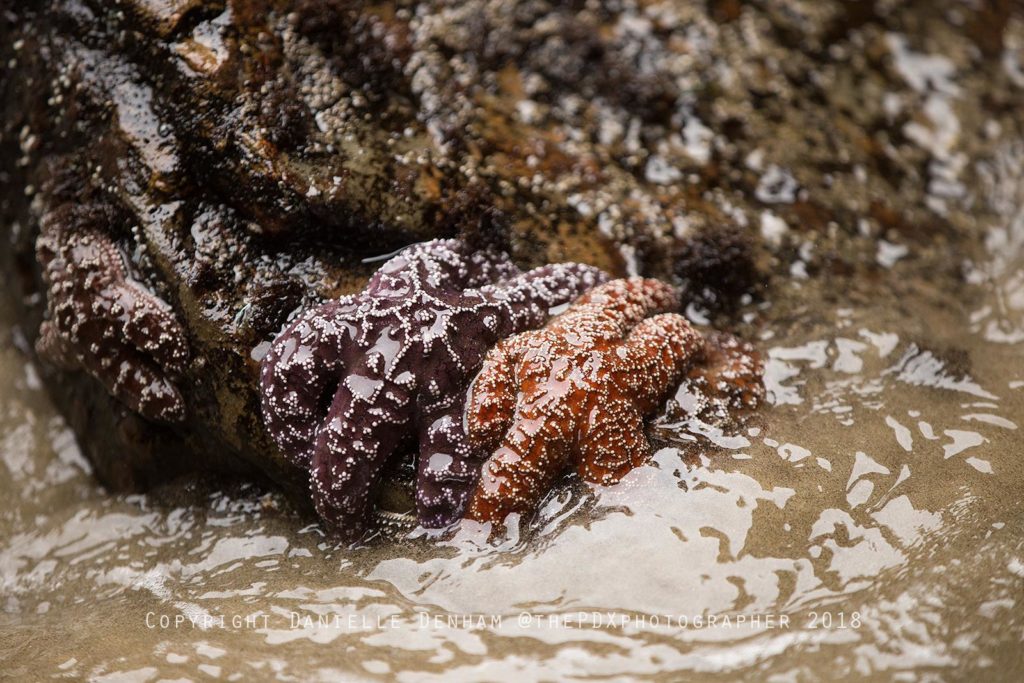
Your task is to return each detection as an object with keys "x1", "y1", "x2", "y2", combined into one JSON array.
[{"x1": 4, "y1": 218, "x2": 1024, "y2": 680}]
